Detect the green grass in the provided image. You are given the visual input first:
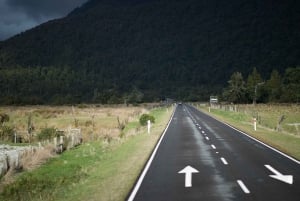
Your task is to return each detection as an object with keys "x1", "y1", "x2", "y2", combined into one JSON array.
[
  {"x1": 198, "y1": 104, "x2": 300, "y2": 161},
  {"x1": 0, "y1": 106, "x2": 173, "y2": 201}
]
